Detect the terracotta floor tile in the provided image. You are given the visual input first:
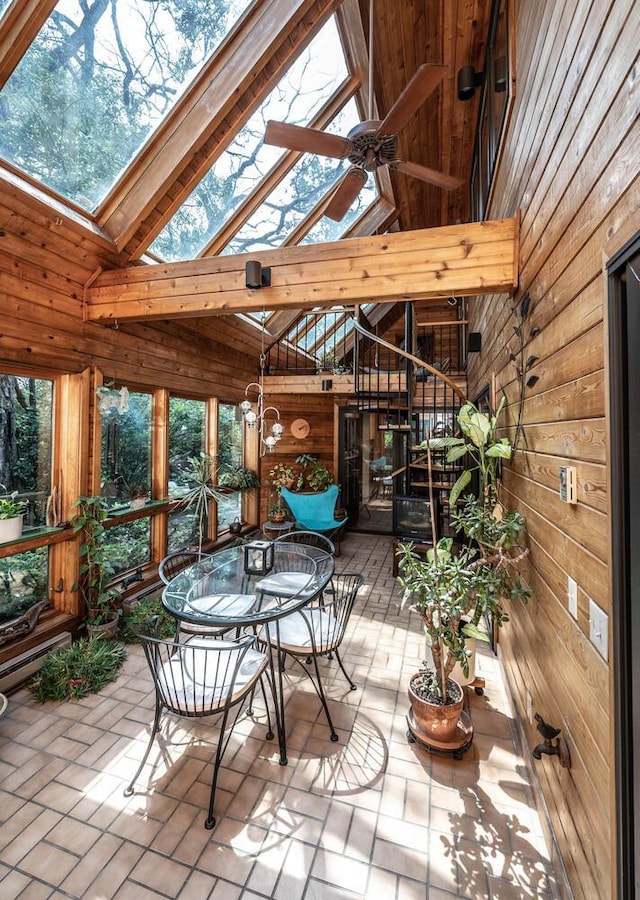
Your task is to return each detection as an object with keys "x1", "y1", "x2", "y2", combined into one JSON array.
[{"x1": 0, "y1": 534, "x2": 565, "y2": 900}]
